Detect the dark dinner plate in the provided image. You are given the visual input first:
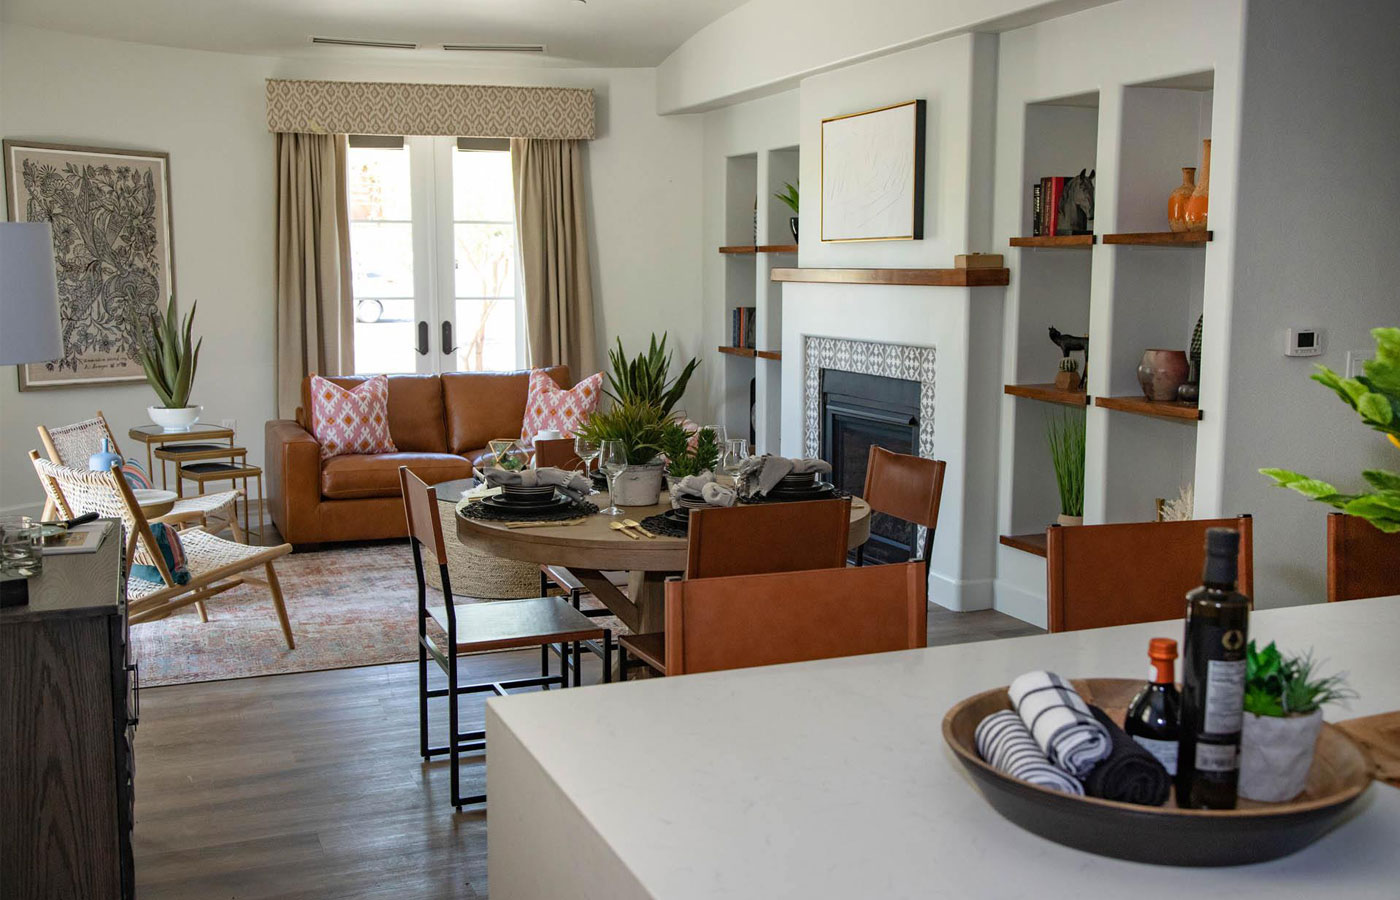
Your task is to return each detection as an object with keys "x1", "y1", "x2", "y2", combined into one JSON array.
[
  {"x1": 479, "y1": 494, "x2": 573, "y2": 515},
  {"x1": 766, "y1": 481, "x2": 836, "y2": 499}
]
